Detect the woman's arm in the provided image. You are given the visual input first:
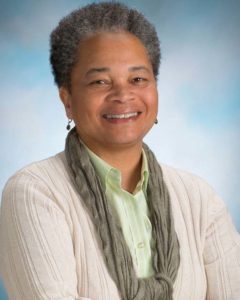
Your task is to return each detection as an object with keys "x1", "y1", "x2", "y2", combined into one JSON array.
[
  {"x1": 204, "y1": 192, "x2": 240, "y2": 300},
  {"x1": 0, "y1": 171, "x2": 91, "y2": 300}
]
